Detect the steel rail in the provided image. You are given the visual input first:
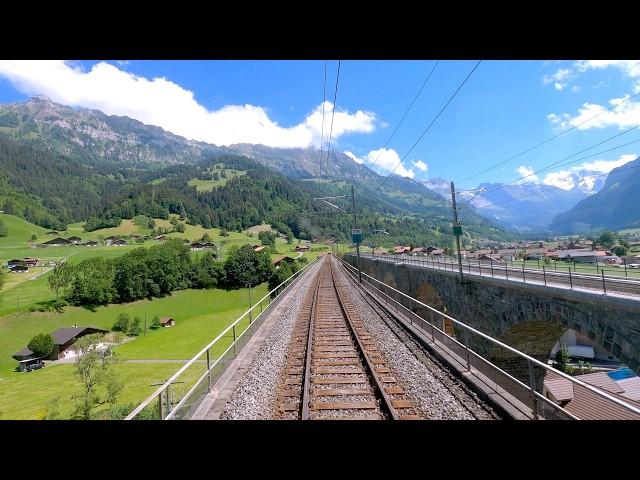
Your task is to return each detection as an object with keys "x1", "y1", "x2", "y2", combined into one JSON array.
[
  {"x1": 330, "y1": 258, "x2": 399, "y2": 420},
  {"x1": 301, "y1": 268, "x2": 322, "y2": 420},
  {"x1": 125, "y1": 258, "x2": 318, "y2": 420}
]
